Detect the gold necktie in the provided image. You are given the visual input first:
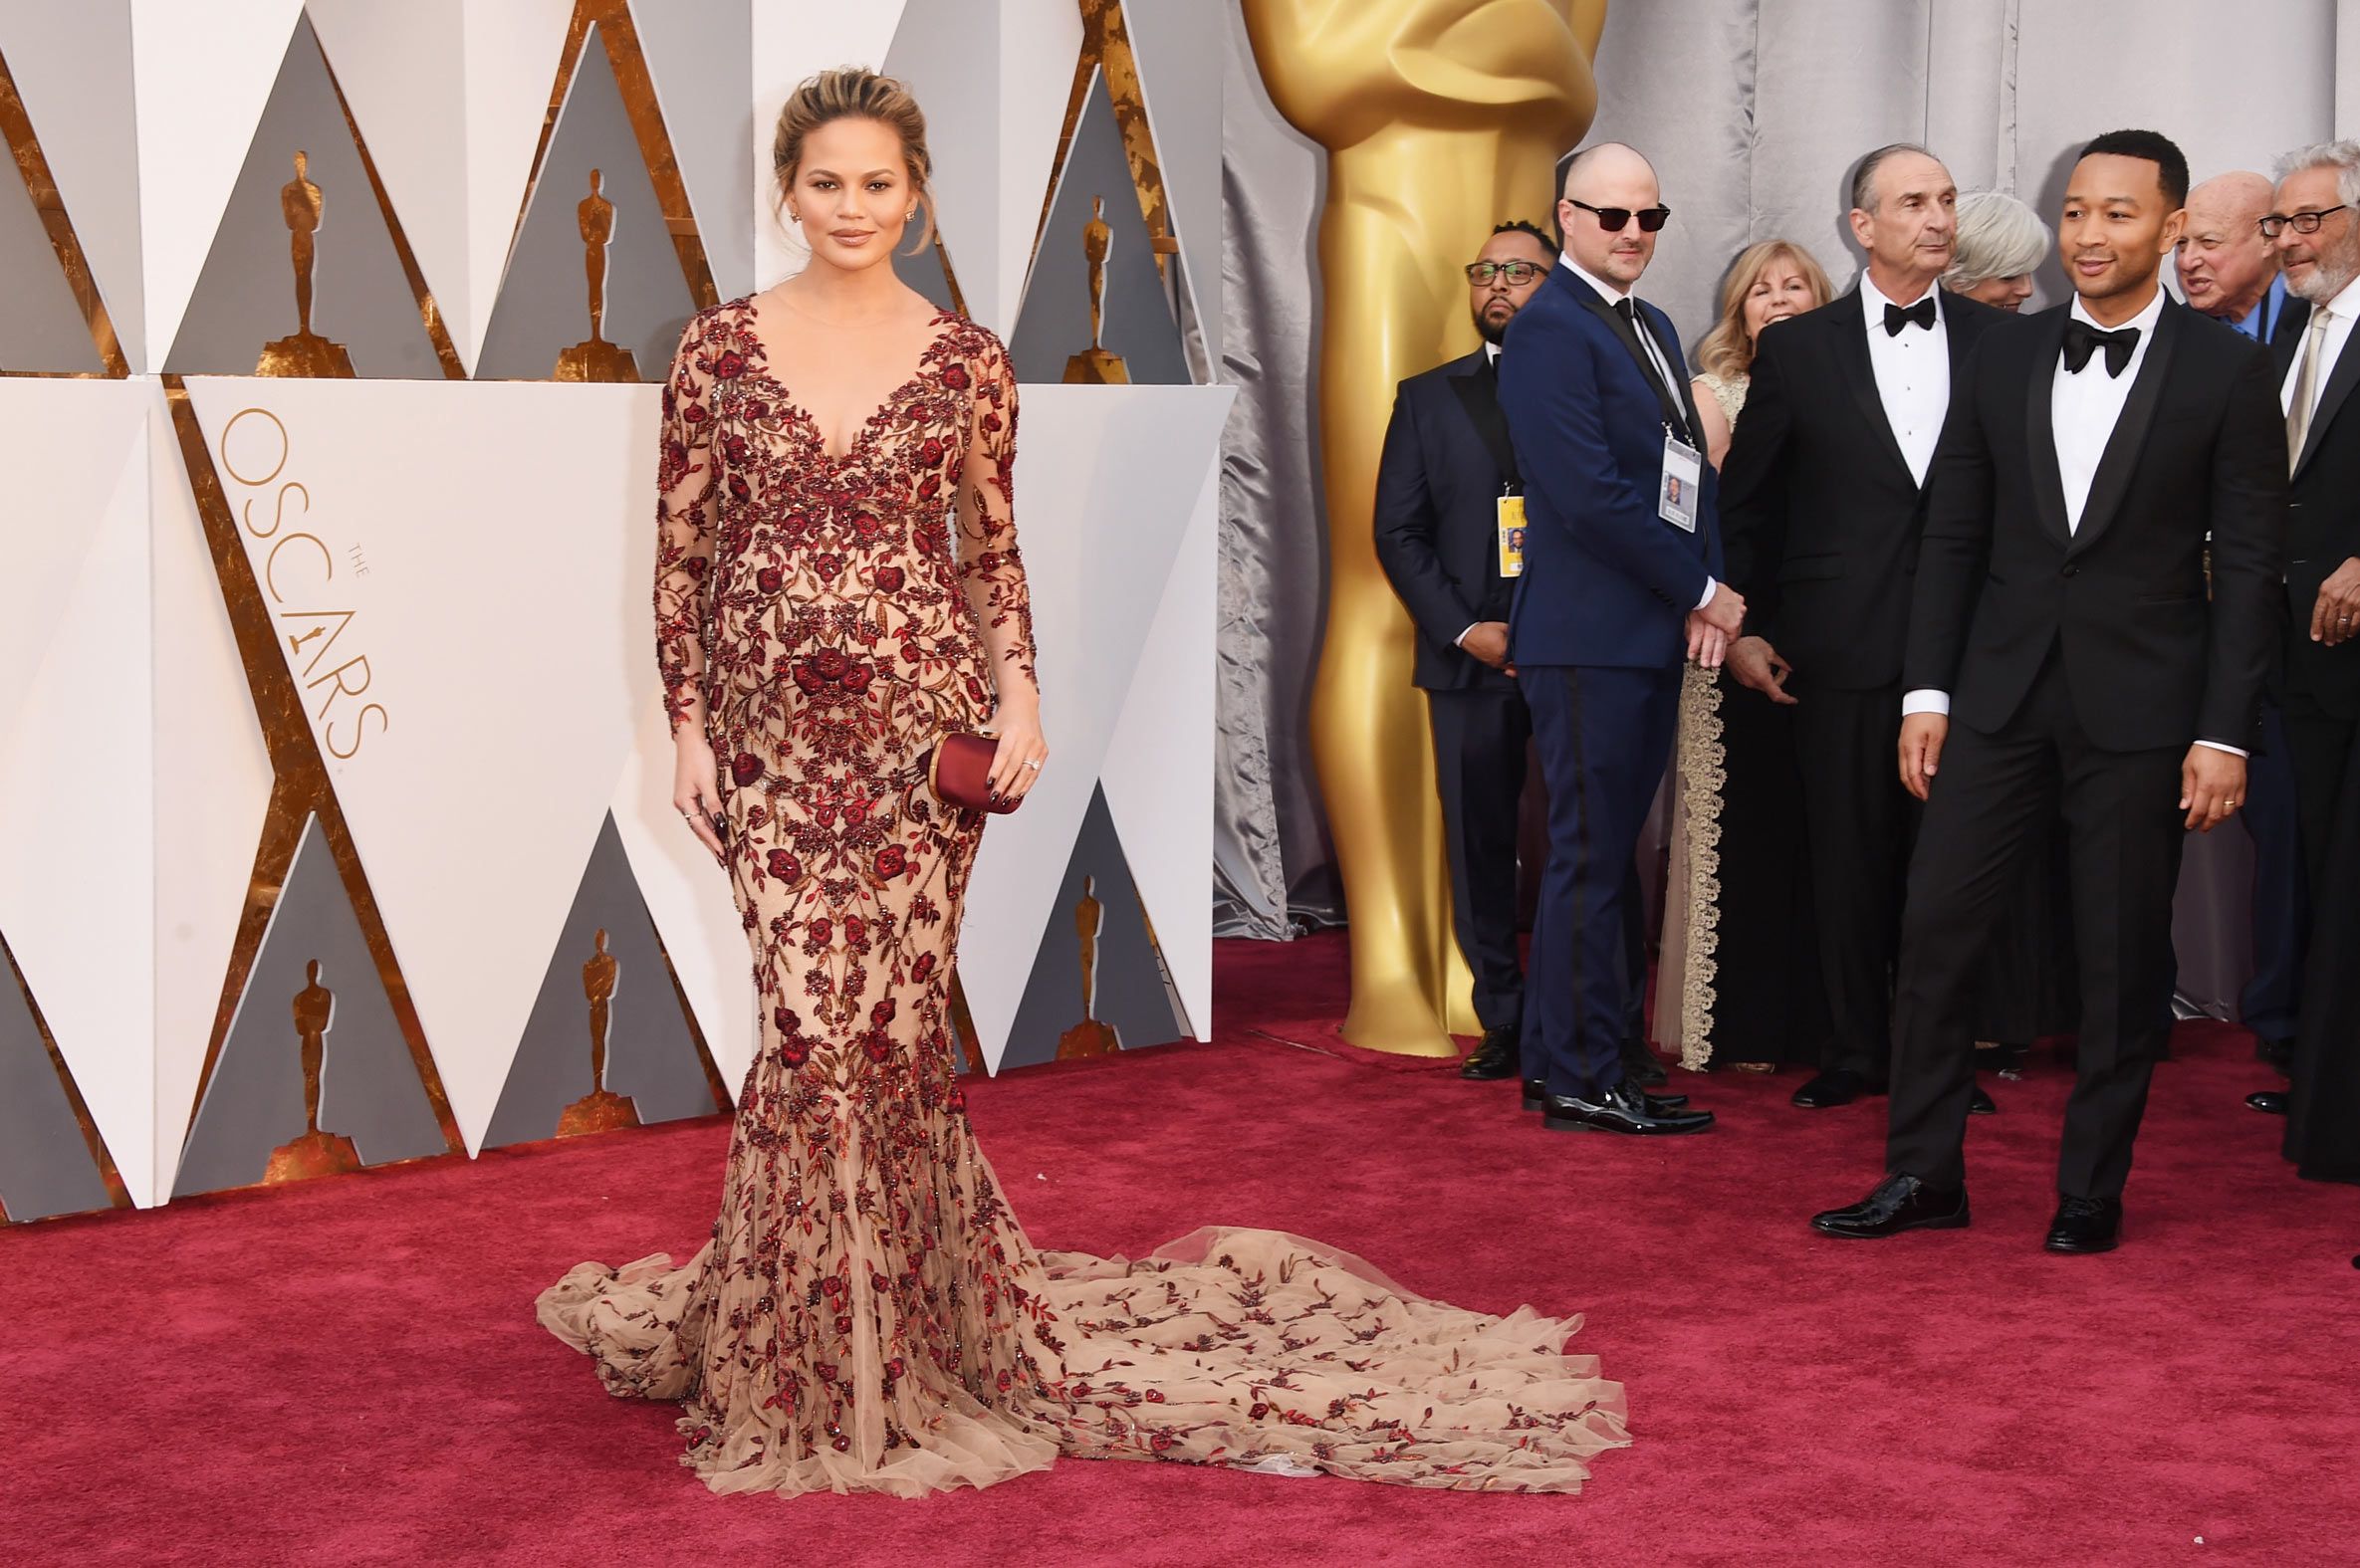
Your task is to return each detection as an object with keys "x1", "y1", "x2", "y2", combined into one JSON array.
[{"x1": 2287, "y1": 310, "x2": 2332, "y2": 473}]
